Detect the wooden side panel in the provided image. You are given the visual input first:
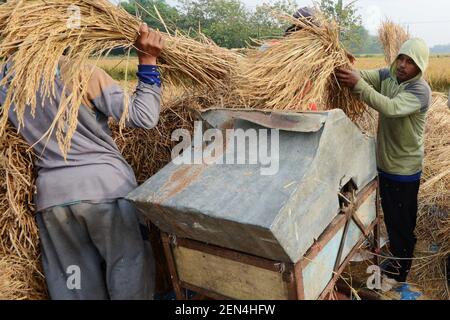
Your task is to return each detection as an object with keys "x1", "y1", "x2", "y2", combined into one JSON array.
[
  {"x1": 302, "y1": 192, "x2": 377, "y2": 300},
  {"x1": 173, "y1": 246, "x2": 290, "y2": 300}
]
